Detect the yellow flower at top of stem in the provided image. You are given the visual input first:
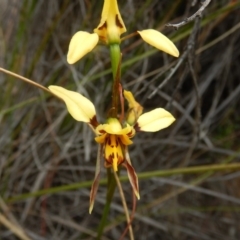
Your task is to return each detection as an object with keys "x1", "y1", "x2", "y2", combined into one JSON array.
[
  {"x1": 94, "y1": 0, "x2": 126, "y2": 44},
  {"x1": 67, "y1": 0, "x2": 179, "y2": 64}
]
